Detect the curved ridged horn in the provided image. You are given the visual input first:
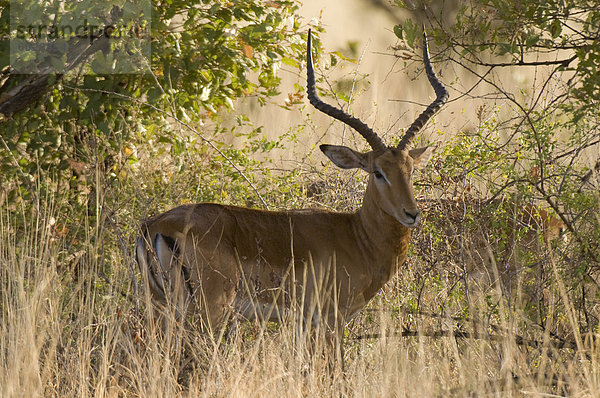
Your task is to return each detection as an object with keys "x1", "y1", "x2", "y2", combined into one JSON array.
[
  {"x1": 397, "y1": 29, "x2": 449, "y2": 150},
  {"x1": 306, "y1": 29, "x2": 387, "y2": 154}
]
